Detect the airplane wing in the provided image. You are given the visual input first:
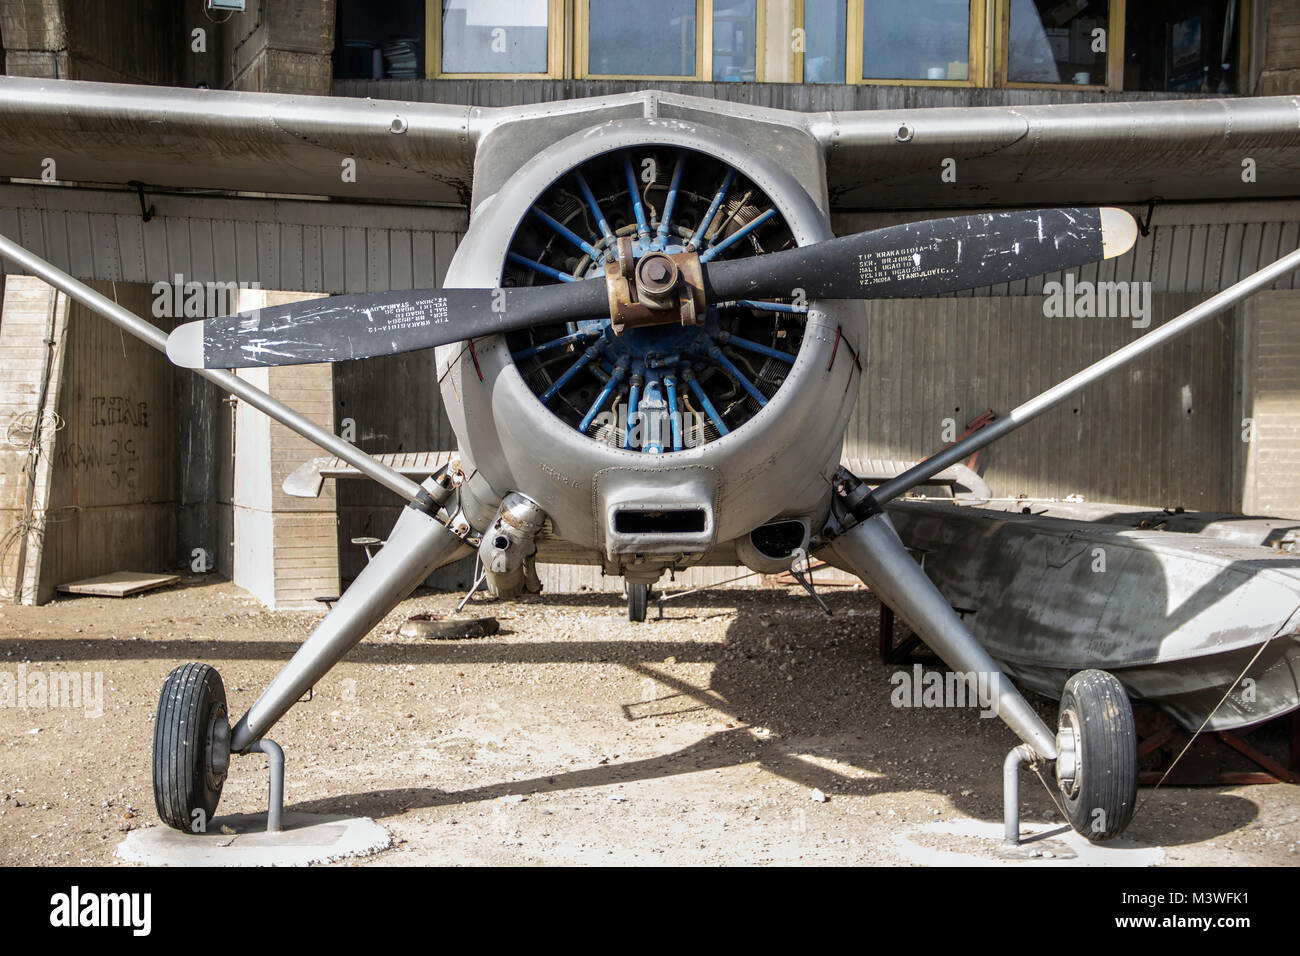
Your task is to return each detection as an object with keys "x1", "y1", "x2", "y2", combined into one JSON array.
[
  {"x1": 808, "y1": 96, "x2": 1300, "y2": 209},
  {"x1": 0, "y1": 76, "x2": 478, "y2": 205},
  {"x1": 2, "y1": 79, "x2": 1298, "y2": 214}
]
